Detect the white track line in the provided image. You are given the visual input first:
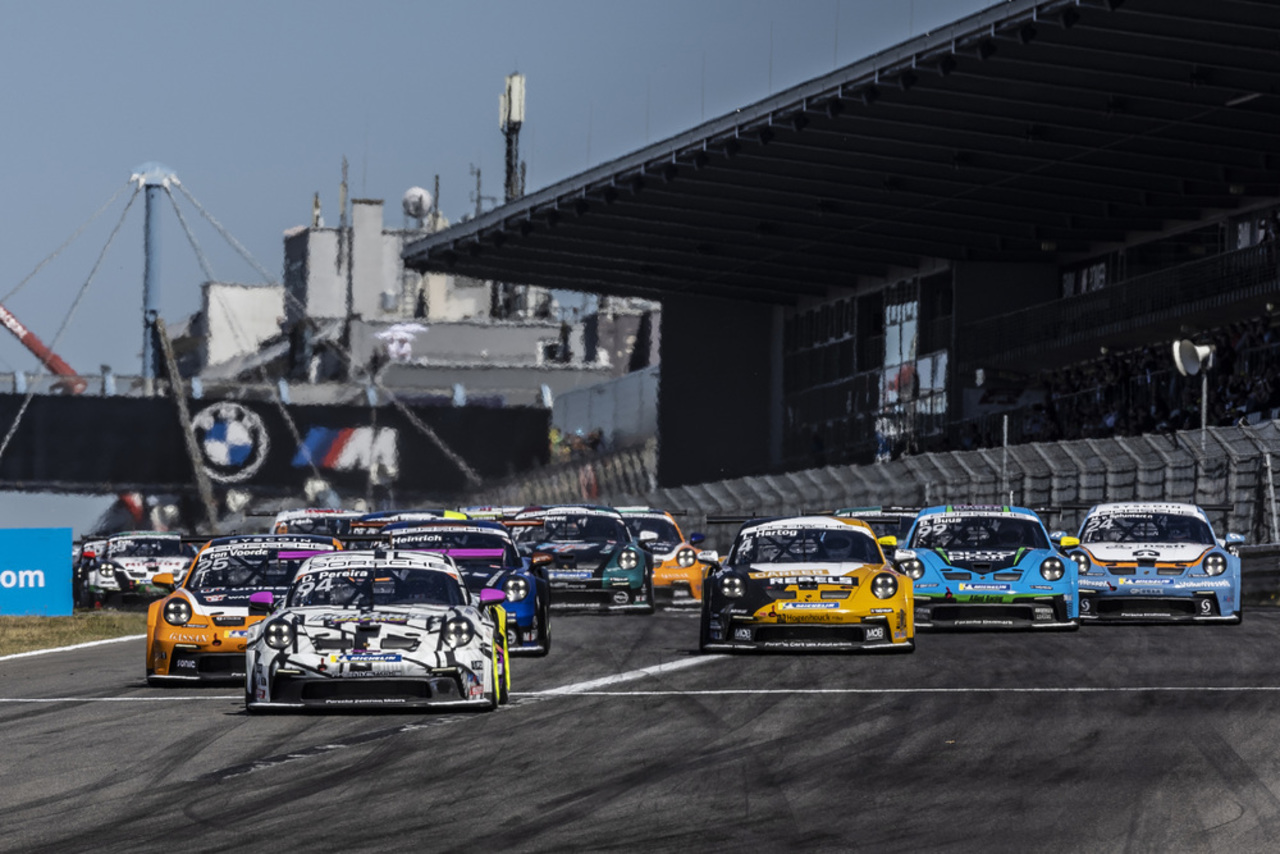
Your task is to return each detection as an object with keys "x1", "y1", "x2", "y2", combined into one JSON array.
[
  {"x1": 0, "y1": 634, "x2": 144, "y2": 663},
  {"x1": 0, "y1": 696, "x2": 239, "y2": 703},
  {"x1": 516, "y1": 686, "x2": 1280, "y2": 697},
  {"x1": 532, "y1": 655, "x2": 724, "y2": 695}
]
